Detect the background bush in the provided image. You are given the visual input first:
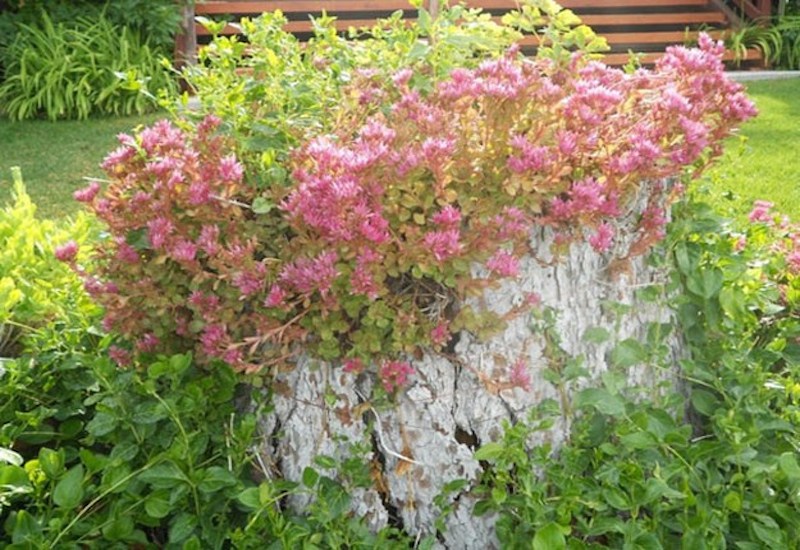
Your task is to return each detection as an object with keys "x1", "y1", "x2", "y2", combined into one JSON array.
[{"x1": 0, "y1": 11, "x2": 176, "y2": 120}]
